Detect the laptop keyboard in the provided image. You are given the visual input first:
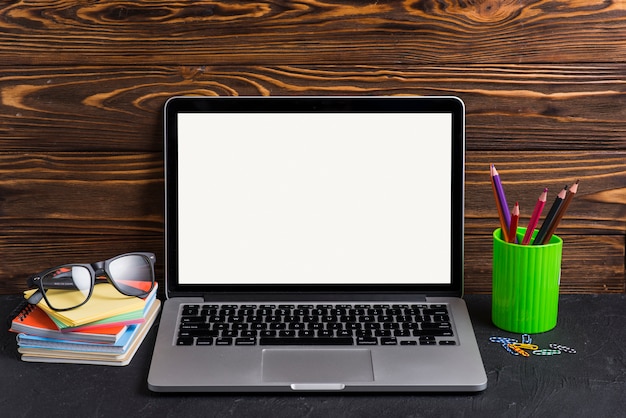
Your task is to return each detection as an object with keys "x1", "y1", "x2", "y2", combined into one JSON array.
[{"x1": 176, "y1": 303, "x2": 457, "y2": 347}]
